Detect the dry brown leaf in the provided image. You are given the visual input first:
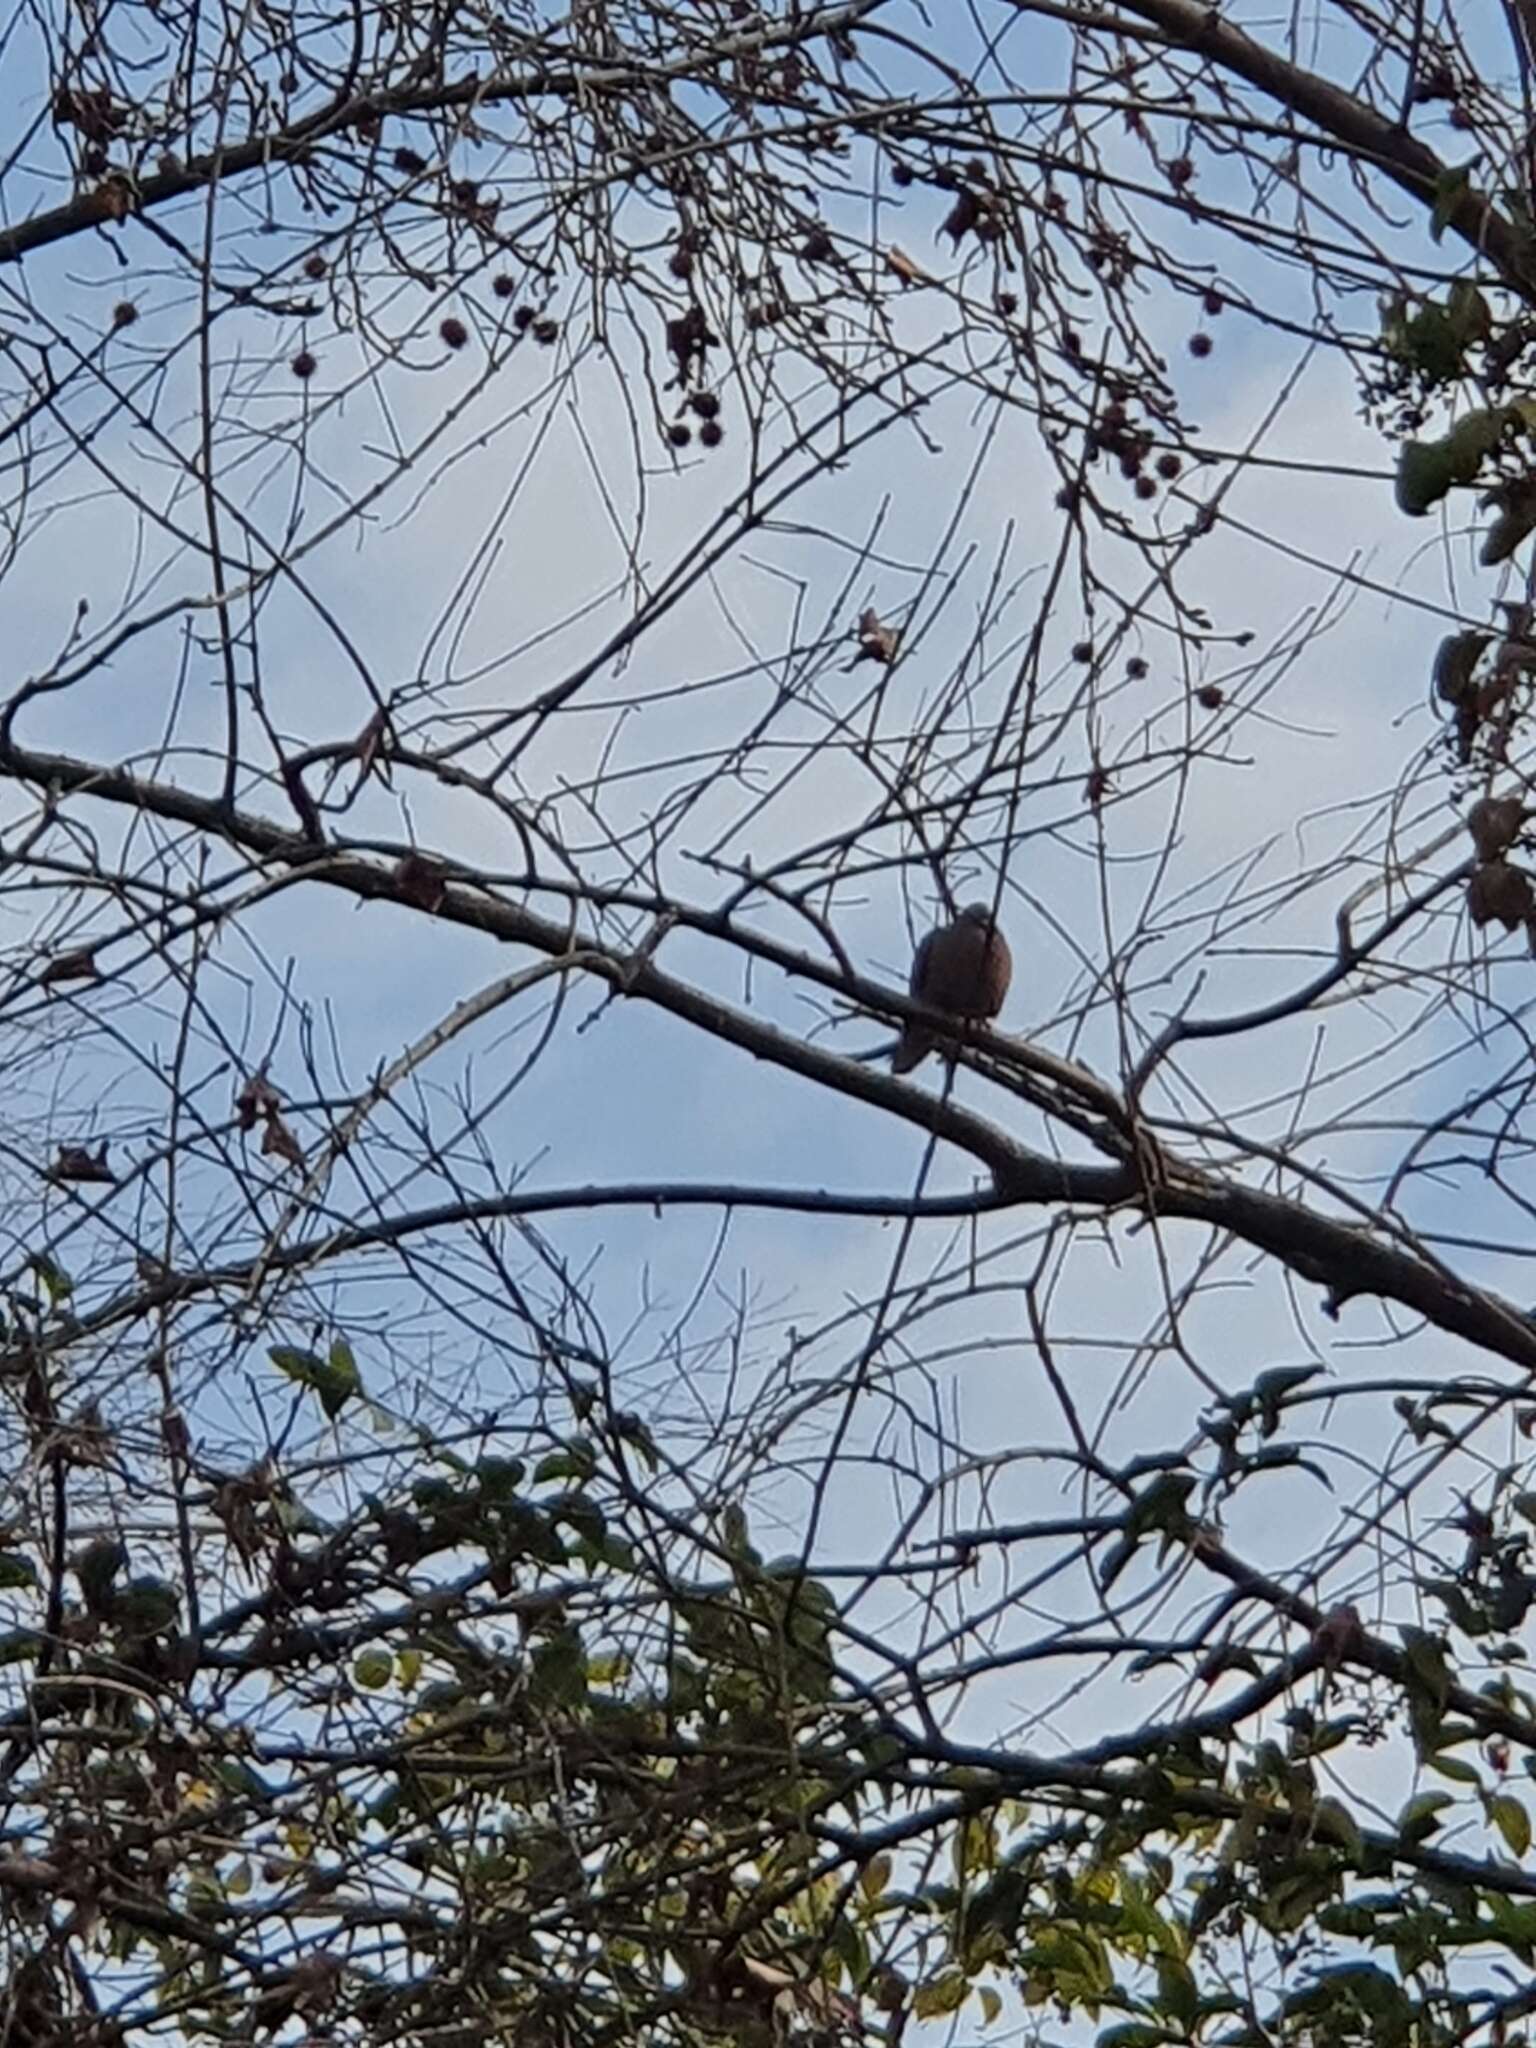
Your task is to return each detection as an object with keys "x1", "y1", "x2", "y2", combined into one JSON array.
[
  {"x1": 353, "y1": 706, "x2": 393, "y2": 787},
  {"x1": 39, "y1": 949, "x2": 101, "y2": 987},
  {"x1": 236, "y1": 1072, "x2": 282, "y2": 1132},
  {"x1": 391, "y1": 853, "x2": 447, "y2": 913},
  {"x1": 850, "y1": 607, "x2": 900, "y2": 666},
  {"x1": 261, "y1": 1114, "x2": 305, "y2": 1170},
  {"x1": 1468, "y1": 860, "x2": 1535, "y2": 930},
  {"x1": 48, "y1": 1142, "x2": 114, "y2": 1185},
  {"x1": 1468, "y1": 794, "x2": 1527, "y2": 861},
  {"x1": 885, "y1": 245, "x2": 932, "y2": 287}
]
